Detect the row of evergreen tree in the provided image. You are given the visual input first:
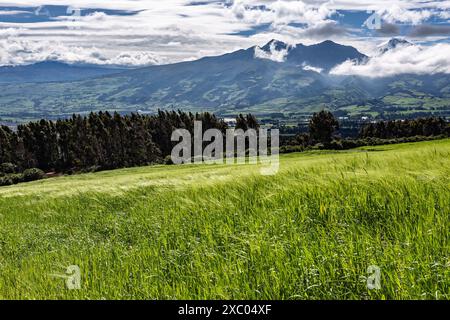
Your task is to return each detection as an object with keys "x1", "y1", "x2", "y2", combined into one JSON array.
[
  {"x1": 2, "y1": 111, "x2": 448, "y2": 175},
  {"x1": 282, "y1": 113, "x2": 449, "y2": 153},
  {"x1": 0, "y1": 110, "x2": 258, "y2": 174},
  {"x1": 359, "y1": 117, "x2": 449, "y2": 139}
]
